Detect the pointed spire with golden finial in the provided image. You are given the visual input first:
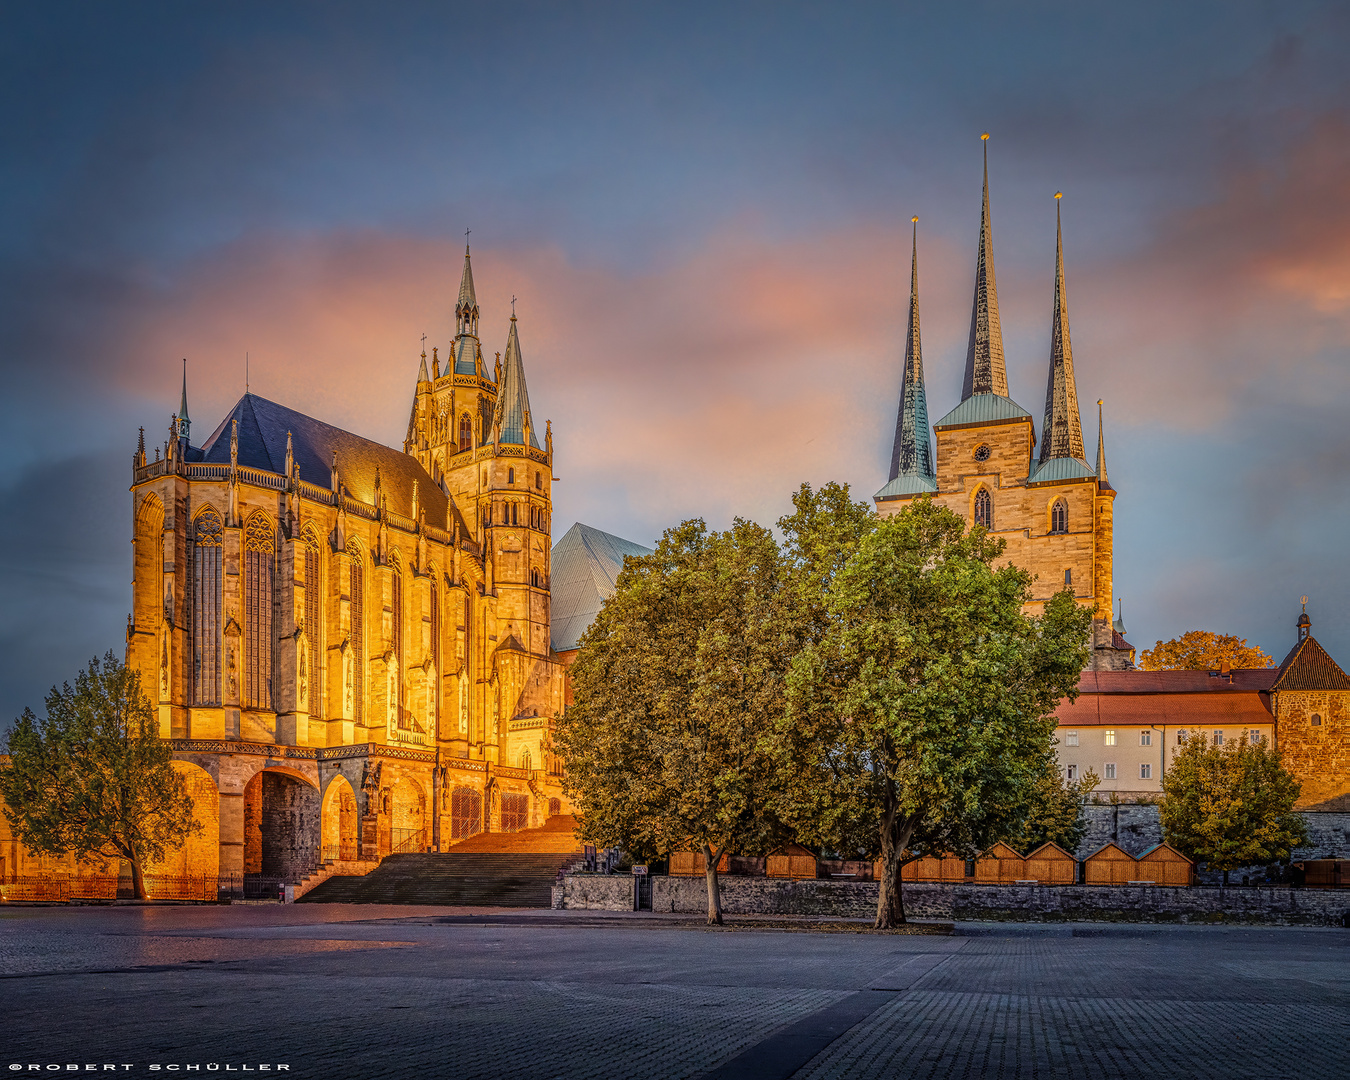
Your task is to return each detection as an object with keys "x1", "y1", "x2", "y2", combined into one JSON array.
[
  {"x1": 962, "y1": 133, "x2": 1008, "y2": 400},
  {"x1": 889, "y1": 216, "x2": 934, "y2": 483},
  {"x1": 1039, "y1": 192, "x2": 1086, "y2": 464},
  {"x1": 1095, "y1": 399, "x2": 1111, "y2": 489}
]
